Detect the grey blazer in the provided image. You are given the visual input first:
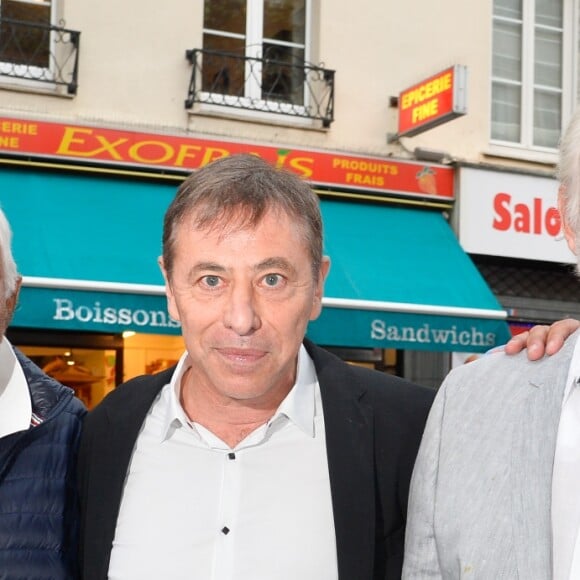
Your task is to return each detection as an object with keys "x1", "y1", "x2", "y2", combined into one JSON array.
[{"x1": 402, "y1": 330, "x2": 580, "y2": 579}]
